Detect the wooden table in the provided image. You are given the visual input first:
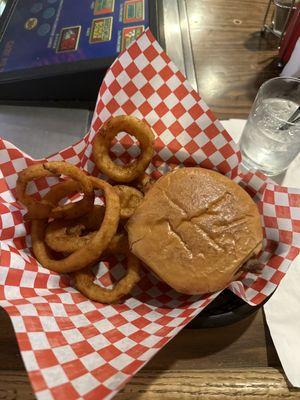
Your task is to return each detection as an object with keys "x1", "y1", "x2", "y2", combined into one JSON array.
[
  {"x1": 187, "y1": 0, "x2": 281, "y2": 120},
  {"x1": 1, "y1": 0, "x2": 299, "y2": 398}
]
